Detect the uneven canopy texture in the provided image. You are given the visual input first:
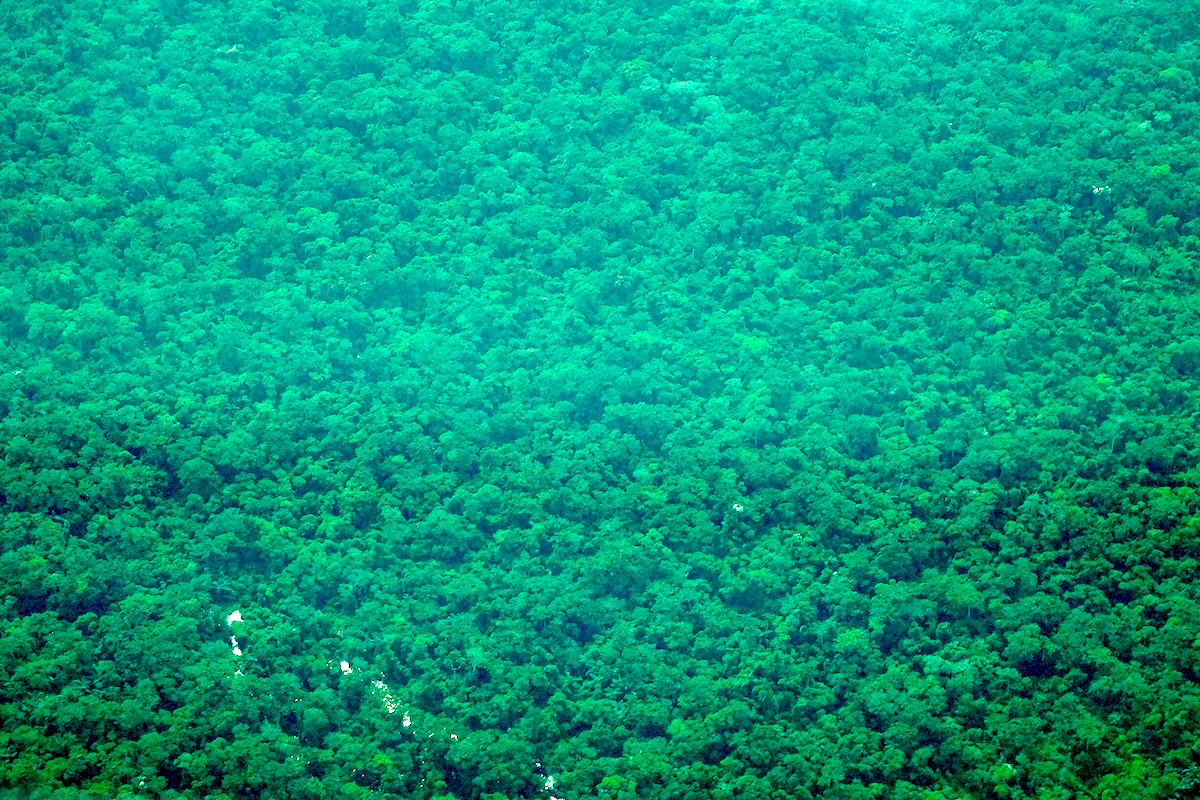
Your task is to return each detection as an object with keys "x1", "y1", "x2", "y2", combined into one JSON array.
[{"x1": 2, "y1": 0, "x2": 1199, "y2": 798}]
